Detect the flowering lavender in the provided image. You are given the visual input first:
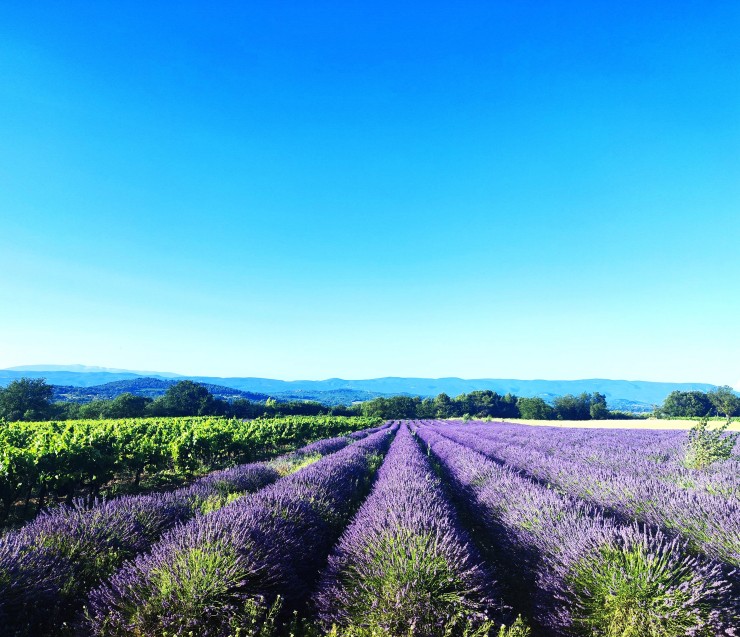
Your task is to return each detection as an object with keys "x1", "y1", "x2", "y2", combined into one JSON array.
[
  {"x1": 348, "y1": 422, "x2": 393, "y2": 440},
  {"x1": 84, "y1": 427, "x2": 394, "y2": 637},
  {"x1": 0, "y1": 432, "x2": 361, "y2": 636},
  {"x1": 430, "y1": 421, "x2": 740, "y2": 569},
  {"x1": 314, "y1": 425, "x2": 500, "y2": 635},
  {"x1": 416, "y1": 425, "x2": 737, "y2": 636}
]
